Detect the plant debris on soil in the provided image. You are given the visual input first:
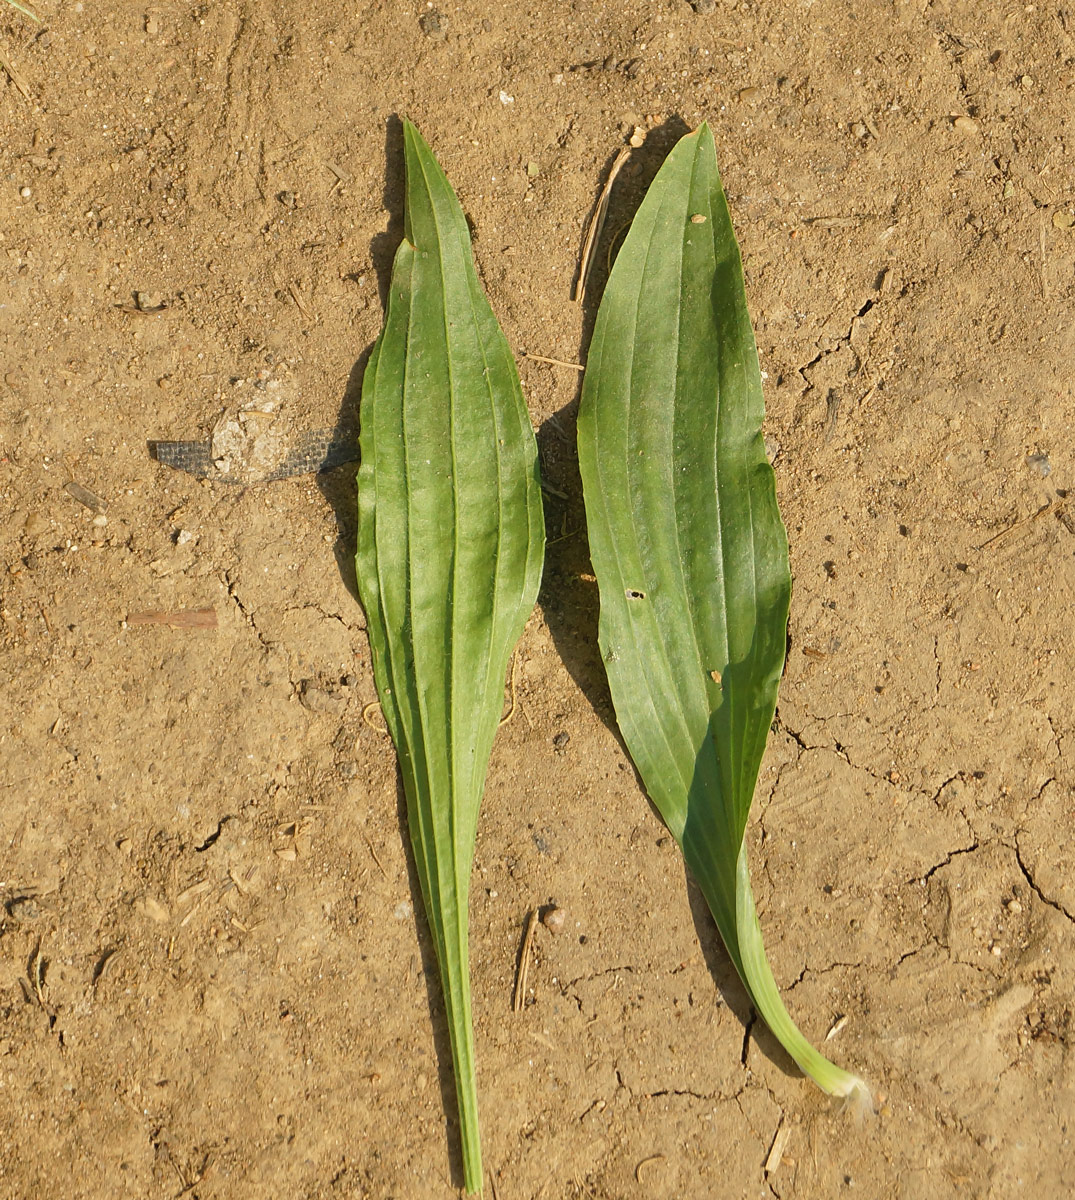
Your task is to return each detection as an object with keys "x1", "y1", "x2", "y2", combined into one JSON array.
[{"x1": 1, "y1": 2, "x2": 1073, "y2": 1197}]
